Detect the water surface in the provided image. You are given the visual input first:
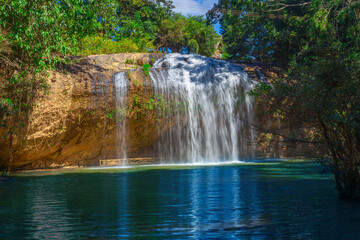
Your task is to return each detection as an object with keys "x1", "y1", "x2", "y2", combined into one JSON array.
[{"x1": 1, "y1": 160, "x2": 360, "y2": 239}]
